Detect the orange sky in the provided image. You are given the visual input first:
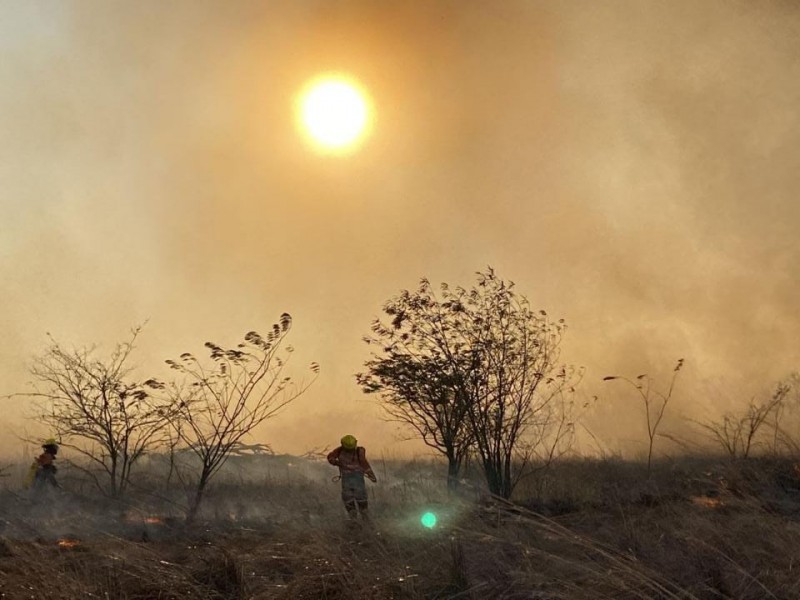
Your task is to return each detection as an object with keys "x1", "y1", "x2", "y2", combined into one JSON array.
[{"x1": 1, "y1": 1, "x2": 798, "y2": 459}]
